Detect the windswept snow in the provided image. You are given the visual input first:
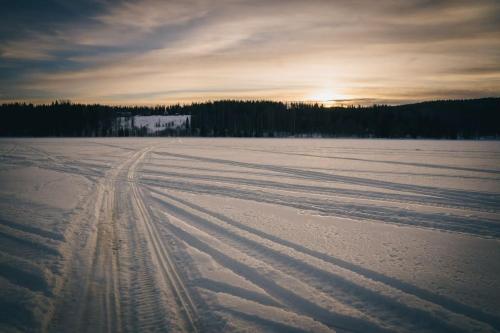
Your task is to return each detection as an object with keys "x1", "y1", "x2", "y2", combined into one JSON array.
[{"x1": 0, "y1": 138, "x2": 499, "y2": 332}]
